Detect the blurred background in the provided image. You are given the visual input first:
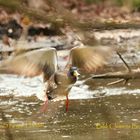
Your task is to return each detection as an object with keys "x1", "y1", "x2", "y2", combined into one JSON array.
[{"x1": 0, "y1": 0, "x2": 140, "y2": 140}]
